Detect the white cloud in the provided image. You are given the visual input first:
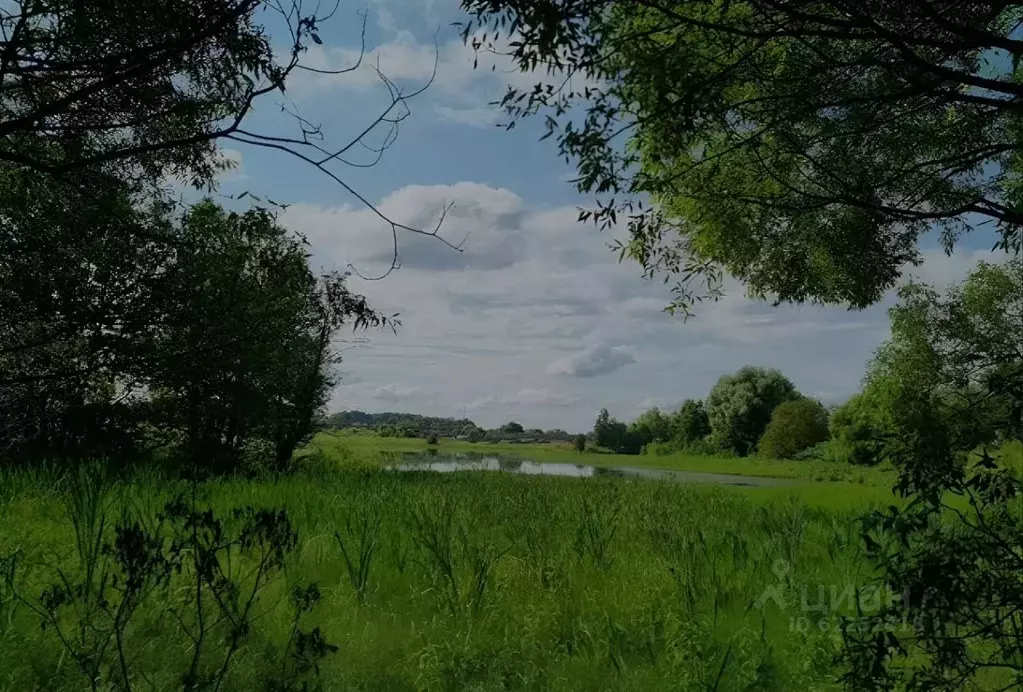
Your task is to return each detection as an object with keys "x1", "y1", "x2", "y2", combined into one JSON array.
[
  {"x1": 464, "y1": 395, "x2": 496, "y2": 411},
  {"x1": 281, "y1": 182, "x2": 526, "y2": 276},
  {"x1": 372, "y1": 383, "x2": 421, "y2": 403},
  {"x1": 432, "y1": 103, "x2": 503, "y2": 128},
  {"x1": 504, "y1": 388, "x2": 579, "y2": 407},
  {"x1": 461, "y1": 389, "x2": 578, "y2": 413},
  {"x1": 292, "y1": 25, "x2": 588, "y2": 128},
  {"x1": 547, "y1": 344, "x2": 637, "y2": 378},
  {"x1": 275, "y1": 179, "x2": 1005, "y2": 431}
]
